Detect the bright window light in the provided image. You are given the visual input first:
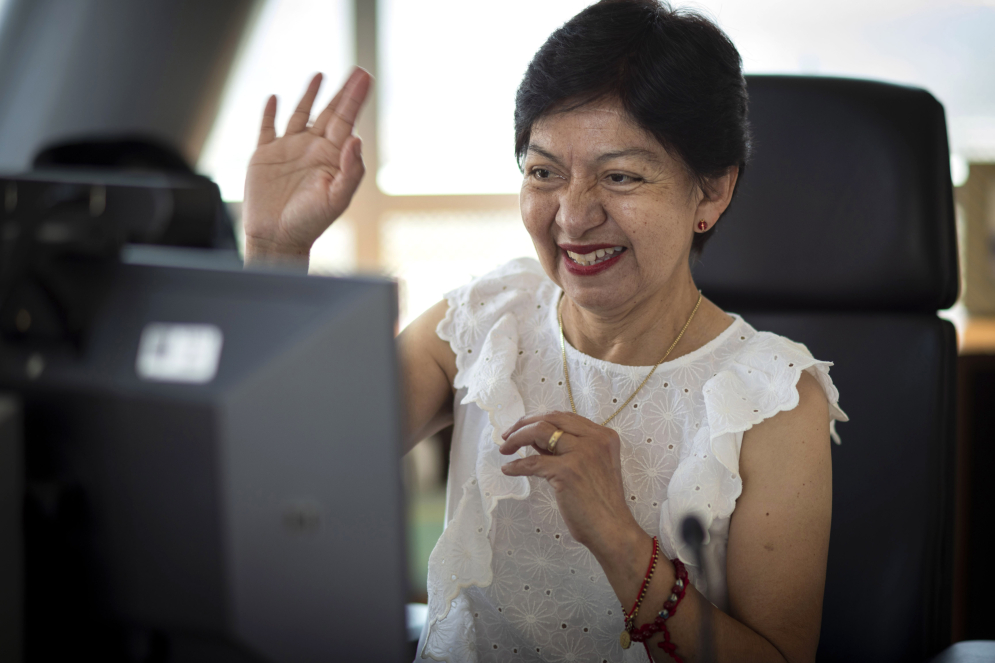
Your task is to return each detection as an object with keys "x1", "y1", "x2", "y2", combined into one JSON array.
[
  {"x1": 378, "y1": 0, "x2": 995, "y2": 196},
  {"x1": 198, "y1": 0, "x2": 354, "y2": 202},
  {"x1": 378, "y1": 0, "x2": 593, "y2": 196},
  {"x1": 381, "y1": 211, "x2": 537, "y2": 328},
  {"x1": 703, "y1": 0, "x2": 995, "y2": 162},
  {"x1": 309, "y1": 217, "x2": 357, "y2": 276}
]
